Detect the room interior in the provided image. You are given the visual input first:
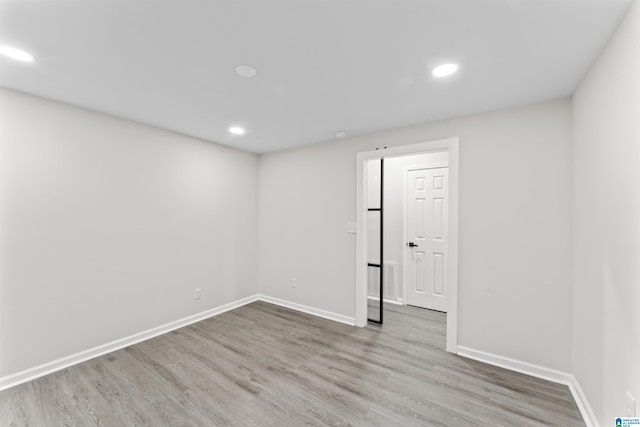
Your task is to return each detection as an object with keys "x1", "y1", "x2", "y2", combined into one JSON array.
[{"x1": 1, "y1": 1, "x2": 639, "y2": 426}]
